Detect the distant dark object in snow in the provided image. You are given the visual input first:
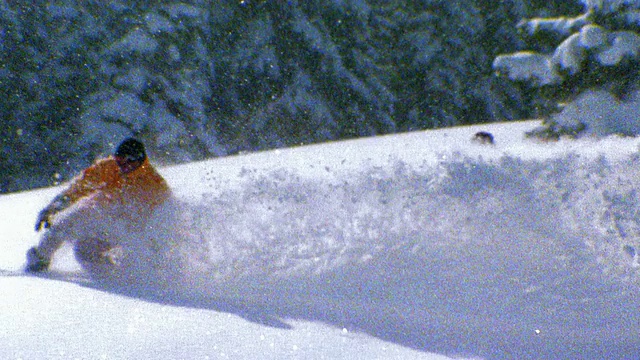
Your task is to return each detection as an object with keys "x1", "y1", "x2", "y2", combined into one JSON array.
[{"x1": 472, "y1": 131, "x2": 495, "y2": 145}]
